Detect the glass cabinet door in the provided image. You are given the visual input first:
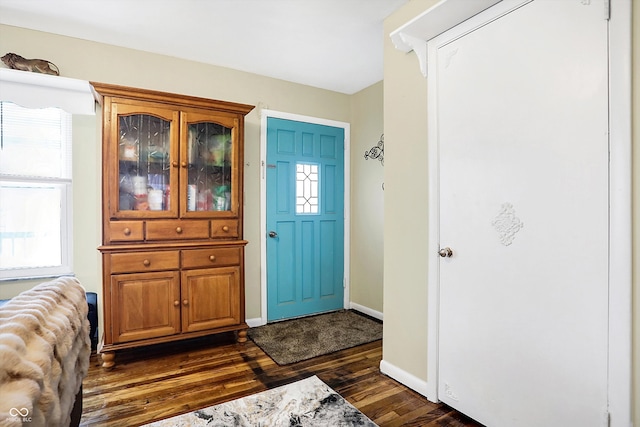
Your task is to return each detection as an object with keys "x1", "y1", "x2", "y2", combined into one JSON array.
[
  {"x1": 182, "y1": 113, "x2": 238, "y2": 216},
  {"x1": 112, "y1": 104, "x2": 179, "y2": 218}
]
